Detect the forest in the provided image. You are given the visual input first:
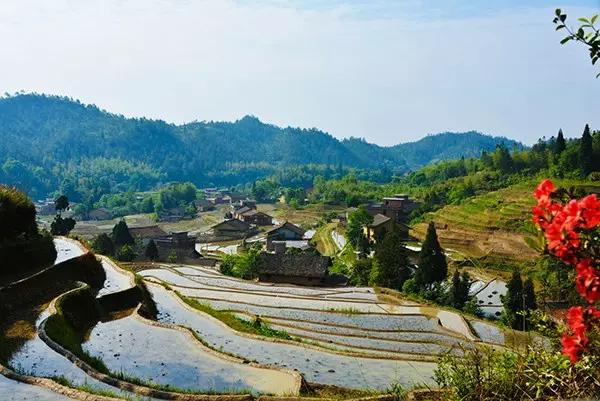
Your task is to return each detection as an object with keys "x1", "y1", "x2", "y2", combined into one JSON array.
[{"x1": 0, "y1": 93, "x2": 520, "y2": 204}]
